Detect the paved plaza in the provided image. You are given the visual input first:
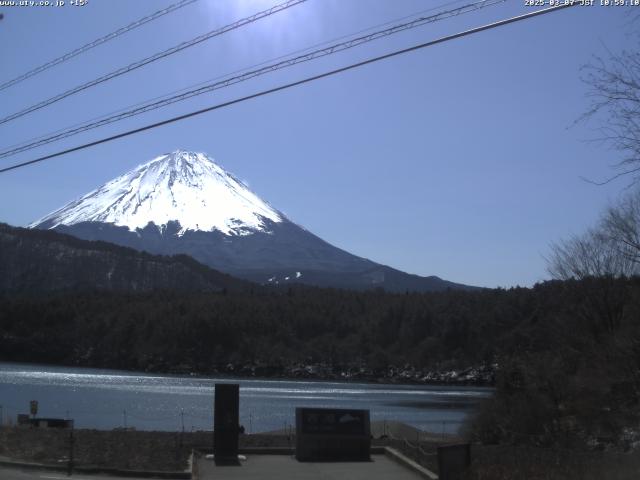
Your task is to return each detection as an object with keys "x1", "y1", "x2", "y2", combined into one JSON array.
[{"x1": 196, "y1": 454, "x2": 424, "y2": 480}]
